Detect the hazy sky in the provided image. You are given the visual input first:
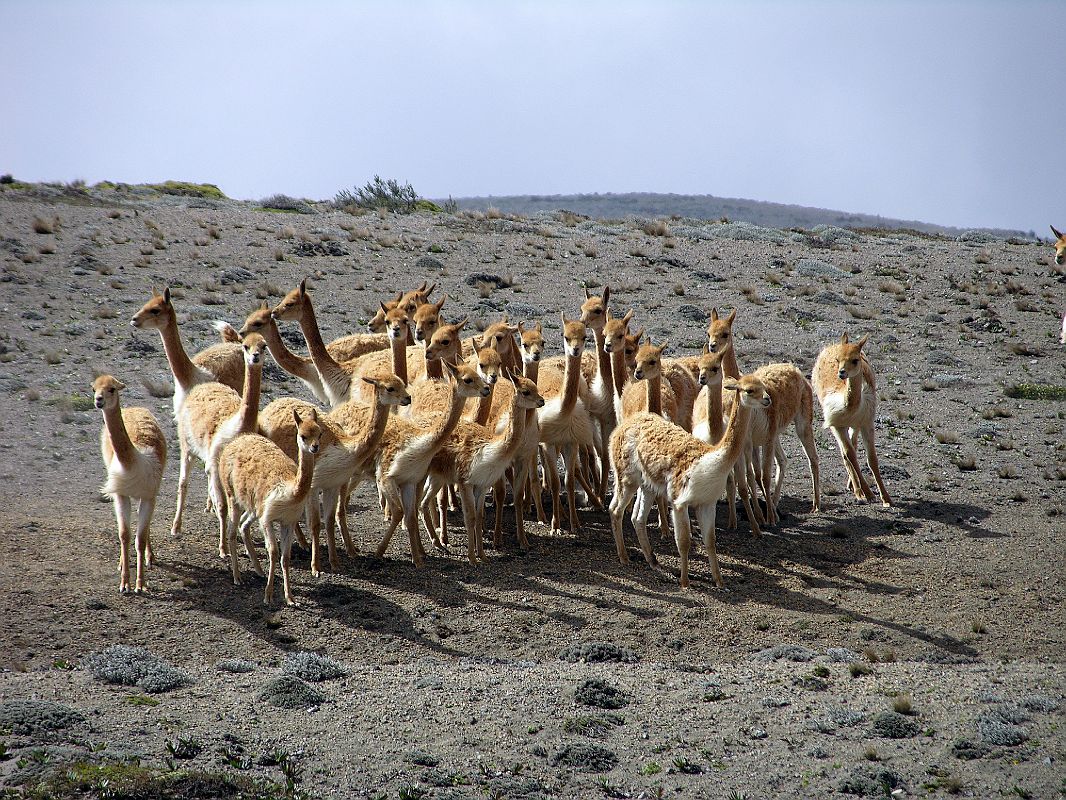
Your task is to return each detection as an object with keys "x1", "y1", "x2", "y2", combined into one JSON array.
[{"x1": 3, "y1": 1, "x2": 1064, "y2": 233}]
